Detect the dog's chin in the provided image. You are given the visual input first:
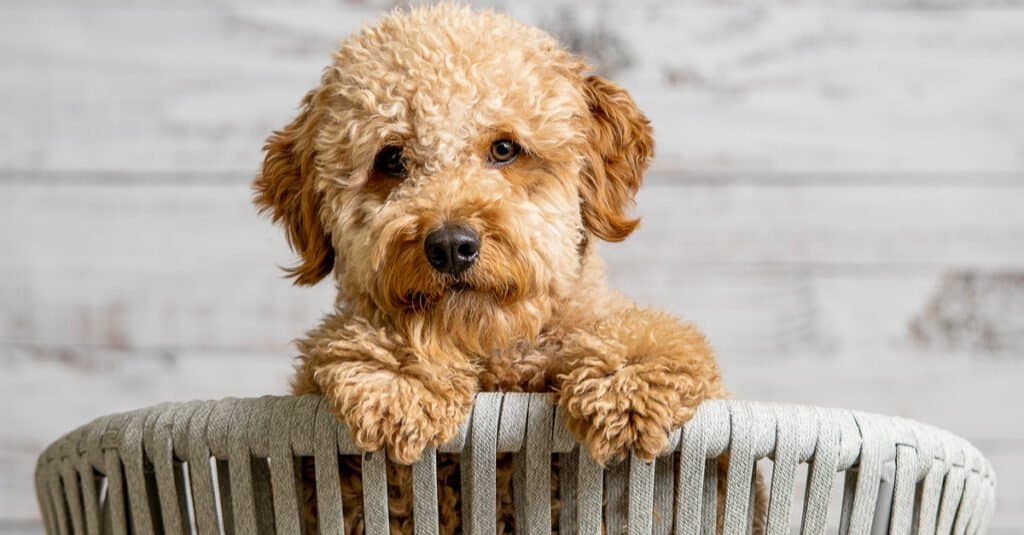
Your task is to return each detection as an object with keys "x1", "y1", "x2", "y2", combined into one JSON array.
[
  {"x1": 446, "y1": 281, "x2": 473, "y2": 294},
  {"x1": 431, "y1": 282, "x2": 509, "y2": 310},
  {"x1": 393, "y1": 278, "x2": 522, "y2": 314},
  {"x1": 383, "y1": 273, "x2": 550, "y2": 353}
]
